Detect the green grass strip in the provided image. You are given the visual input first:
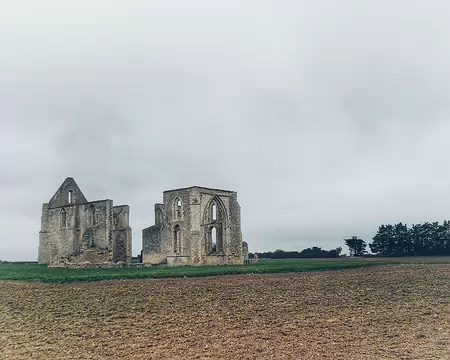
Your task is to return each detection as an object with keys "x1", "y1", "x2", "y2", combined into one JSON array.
[{"x1": 3, "y1": 257, "x2": 450, "y2": 284}]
